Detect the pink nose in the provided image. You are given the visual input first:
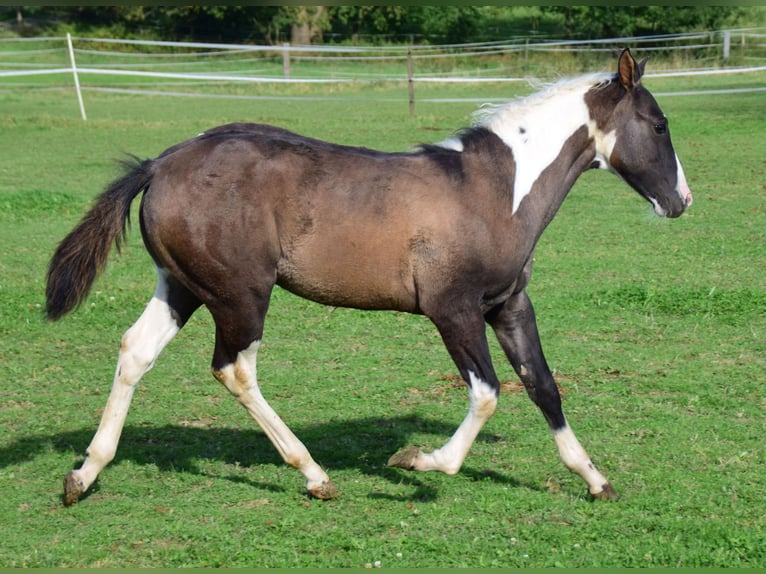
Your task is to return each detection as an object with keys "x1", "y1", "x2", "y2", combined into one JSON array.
[
  {"x1": 682, "y1": 183, "x2": 693, "y2": 207},
  {"x1": 675, "y1": 155, "x2": 692, "y2": 208}
]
